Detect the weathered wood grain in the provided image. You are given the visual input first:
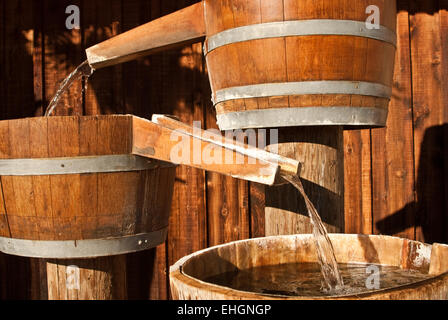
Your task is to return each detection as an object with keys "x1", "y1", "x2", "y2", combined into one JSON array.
[
  {"x1": 410, "y1": 0, "x2": 446, "y2": 243},
  {"x1": 372, "y1": 3, "x2": 415, "y2": 240},
  {"x1": 344, "y1": 129, "x2": 372, "y2": 235}
]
